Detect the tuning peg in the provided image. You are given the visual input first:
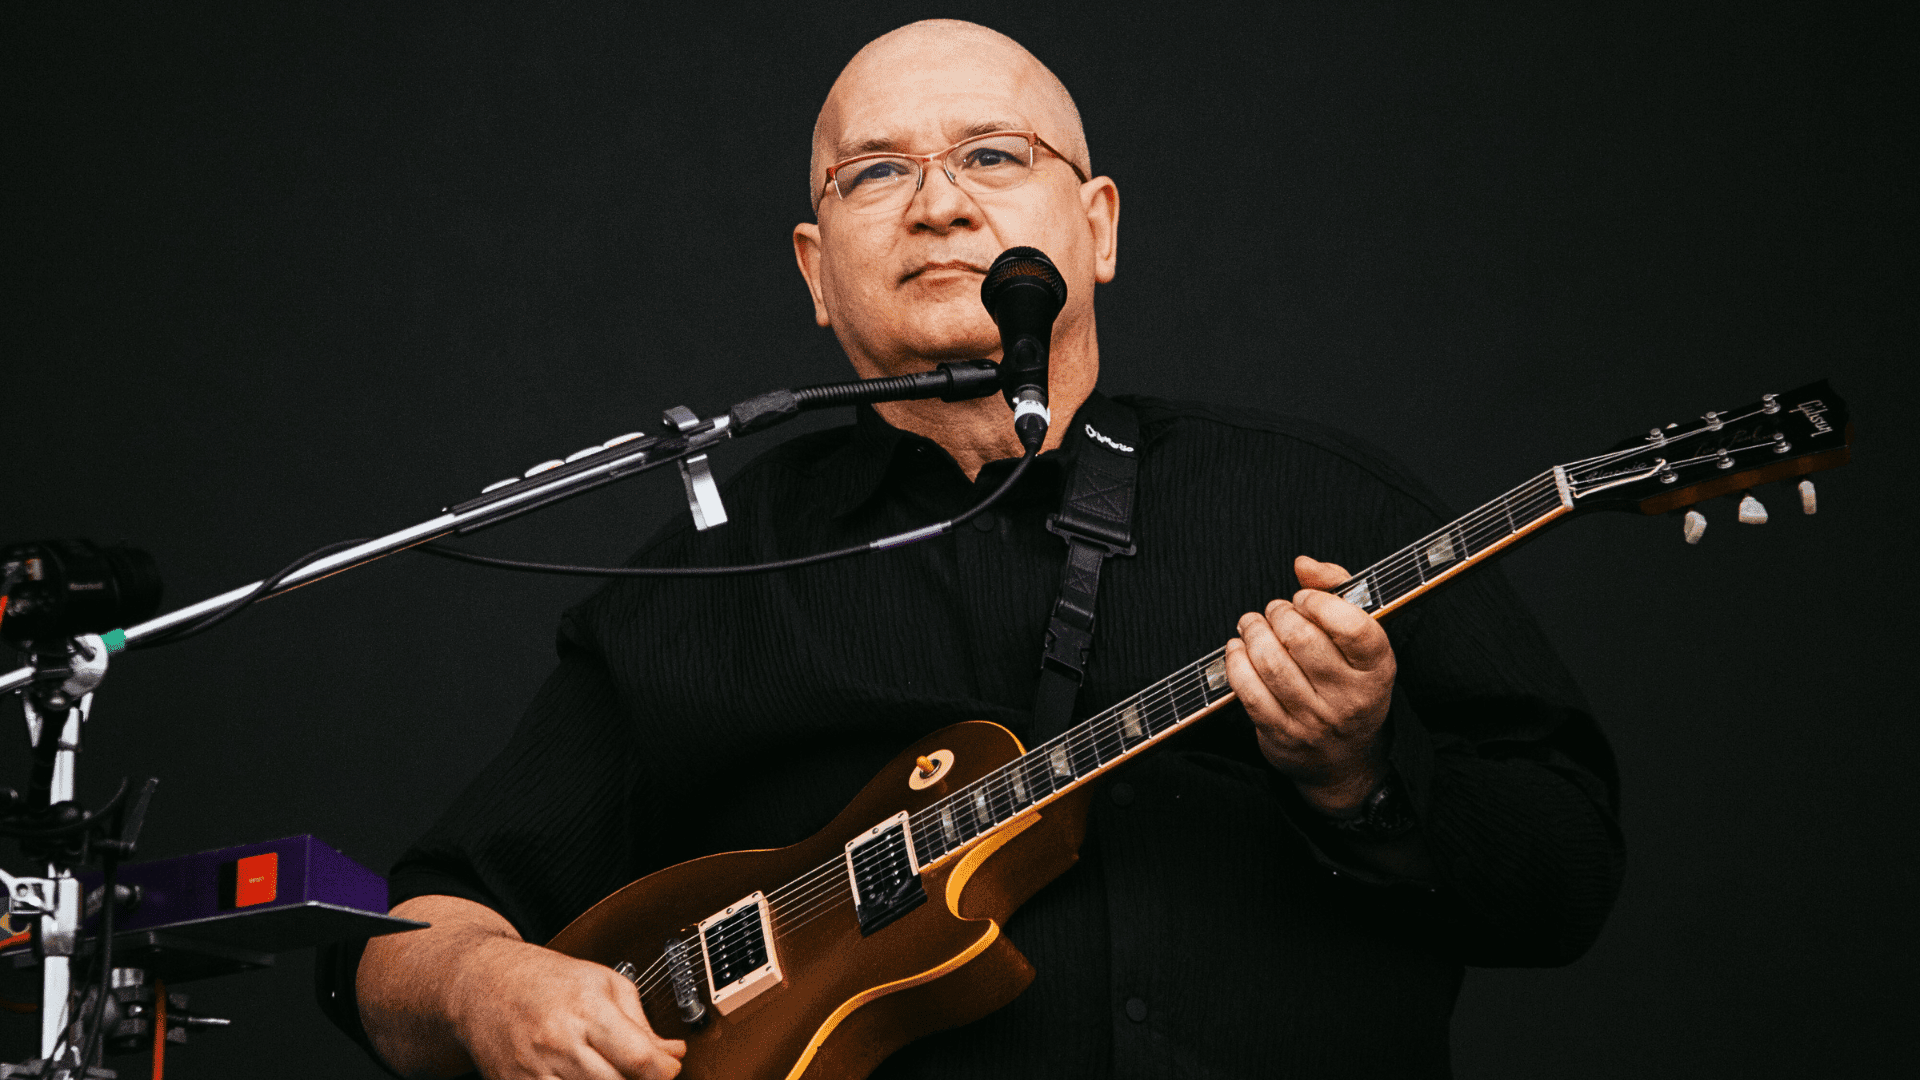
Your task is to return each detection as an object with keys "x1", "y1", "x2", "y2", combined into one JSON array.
[
  {"x1": 1799, "y1": 480, "x2": 1817, "y2": 515},
  {"x1": 1738, "y1": 493, "x2": 1768, "y2": 524},
  {"x1": 1683, "y1": 510, "x2": 1707, "y2": 544}
]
